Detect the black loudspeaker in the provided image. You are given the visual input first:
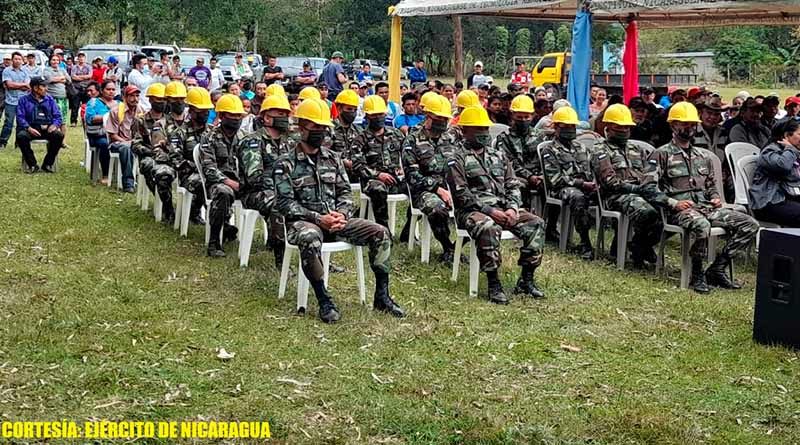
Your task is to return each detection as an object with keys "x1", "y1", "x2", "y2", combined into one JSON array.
[{"x1": 753, "y1": 228, "x2": 800, "y2": 349}]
